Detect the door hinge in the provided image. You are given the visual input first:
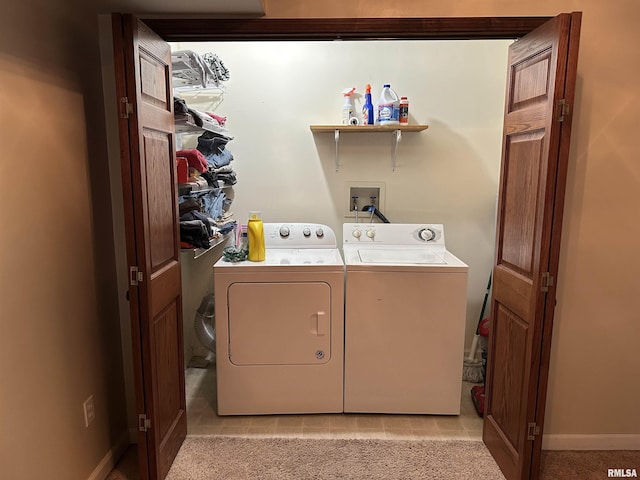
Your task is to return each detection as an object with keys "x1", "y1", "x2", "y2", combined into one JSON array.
[
  {"x1": 527, "y1": 422, "x2": 540, "y2": 440},
  {"x1": 138, "y1": 414, "x2": 151, "y2": 432},
  {"x1": 541, "y1": 272, "x2": 554, "y2": 292},
  {"x1": 129, "y1": 266, "x2": 144, "y2": 286},
  {"x1": 120, "y1": 97, "x2": 134, "y2": 119},
  {"x1": 557, "y1": 99, "x2": 570, "y2": 122}
]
